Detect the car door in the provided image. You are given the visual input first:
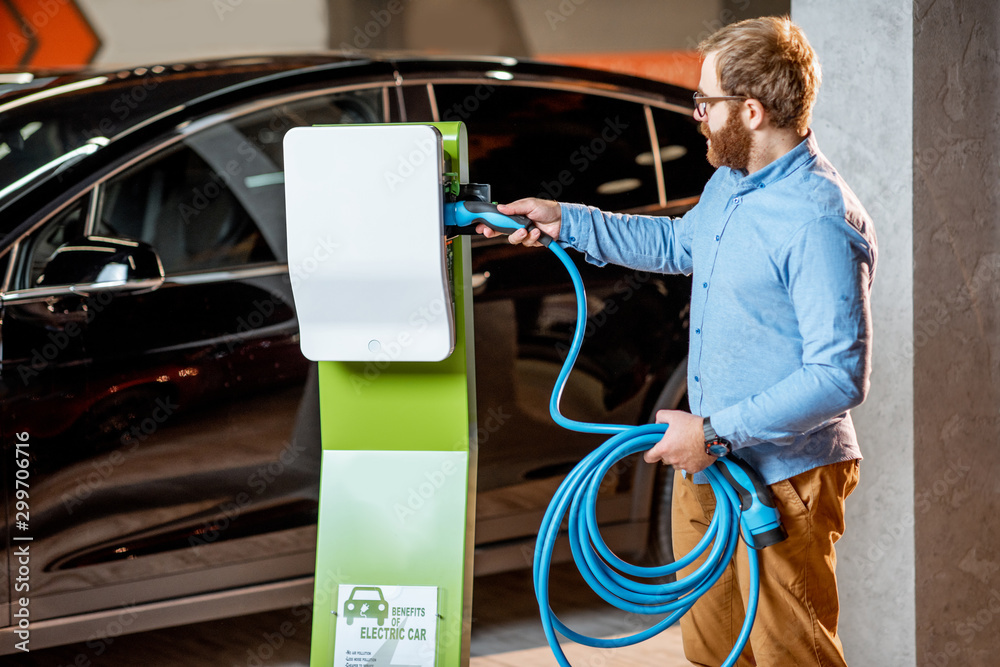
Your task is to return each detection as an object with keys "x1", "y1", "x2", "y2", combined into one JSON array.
[{"x1": 0, "y1": 86, "x2": 387, "y2": 623}]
